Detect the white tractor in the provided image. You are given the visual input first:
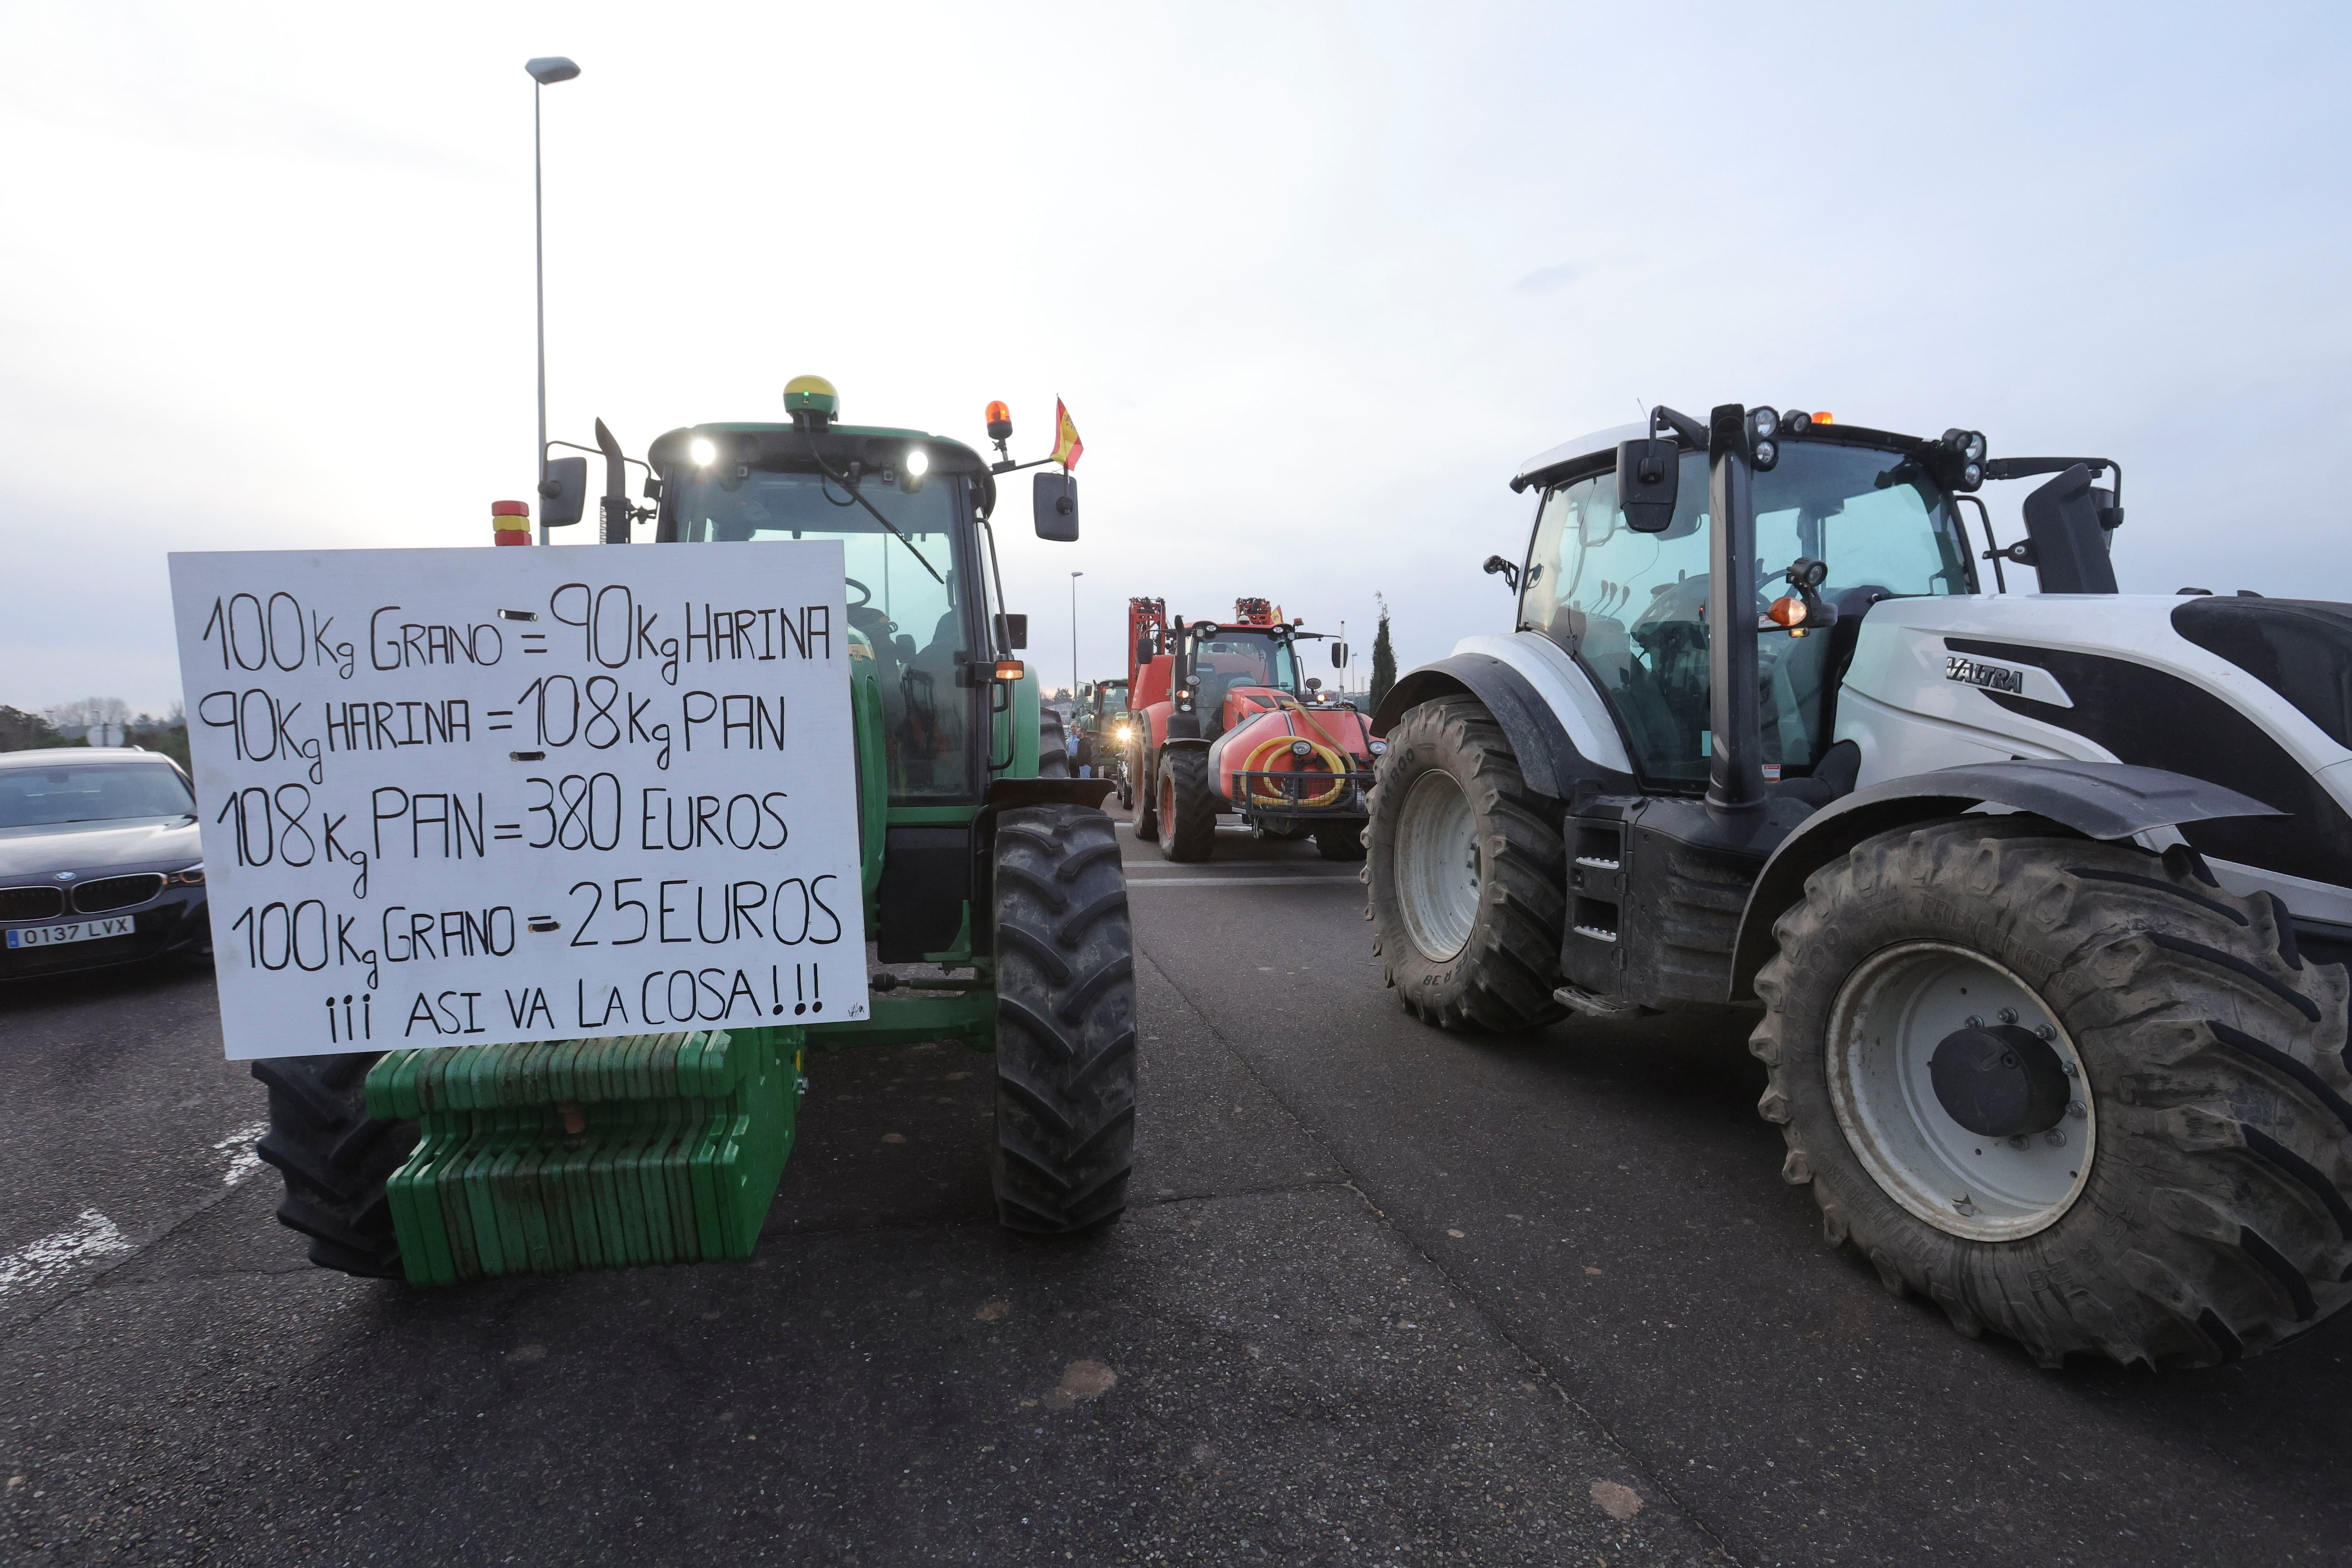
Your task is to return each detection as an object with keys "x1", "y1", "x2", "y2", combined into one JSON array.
[{"x1": 1365, "y1": 401, "x2": 2352, "y2": 1368}]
